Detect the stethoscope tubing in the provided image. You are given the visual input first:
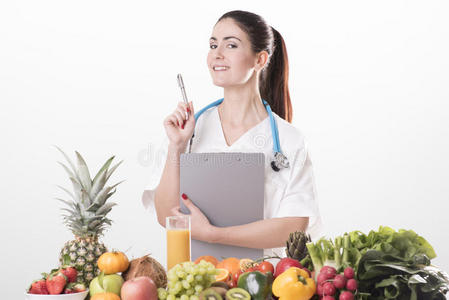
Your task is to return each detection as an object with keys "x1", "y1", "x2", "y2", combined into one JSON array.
[{"x1": 189, "y1": 98, "x2": 289, "y2": 171}]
